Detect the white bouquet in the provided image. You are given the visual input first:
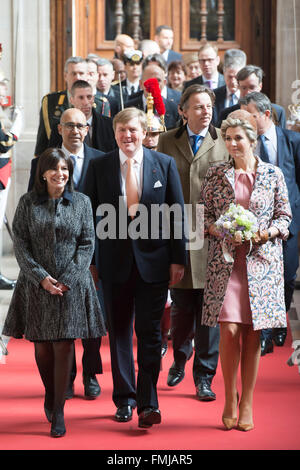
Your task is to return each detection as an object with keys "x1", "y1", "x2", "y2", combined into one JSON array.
[
  {"x1": 215, "y1": 203, "x2": 258, "y2": 241},
  {"x1": 215, "y1": 203, "x2": 258, "y2": 262}
]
